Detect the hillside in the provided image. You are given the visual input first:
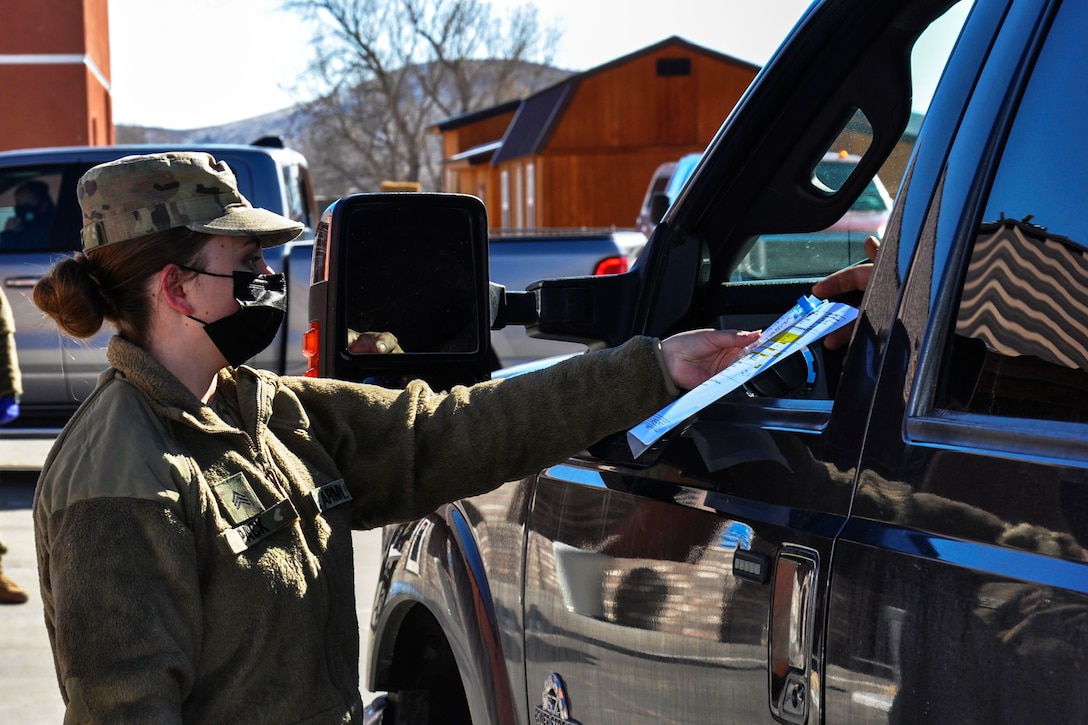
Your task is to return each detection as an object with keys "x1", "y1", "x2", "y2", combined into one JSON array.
[
  {"x1": 116, "y1": 106, "x2": 307, "y2": 152},
  {"x1": 116, "y1": 60, "x2": 571, "y2": 202}
]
